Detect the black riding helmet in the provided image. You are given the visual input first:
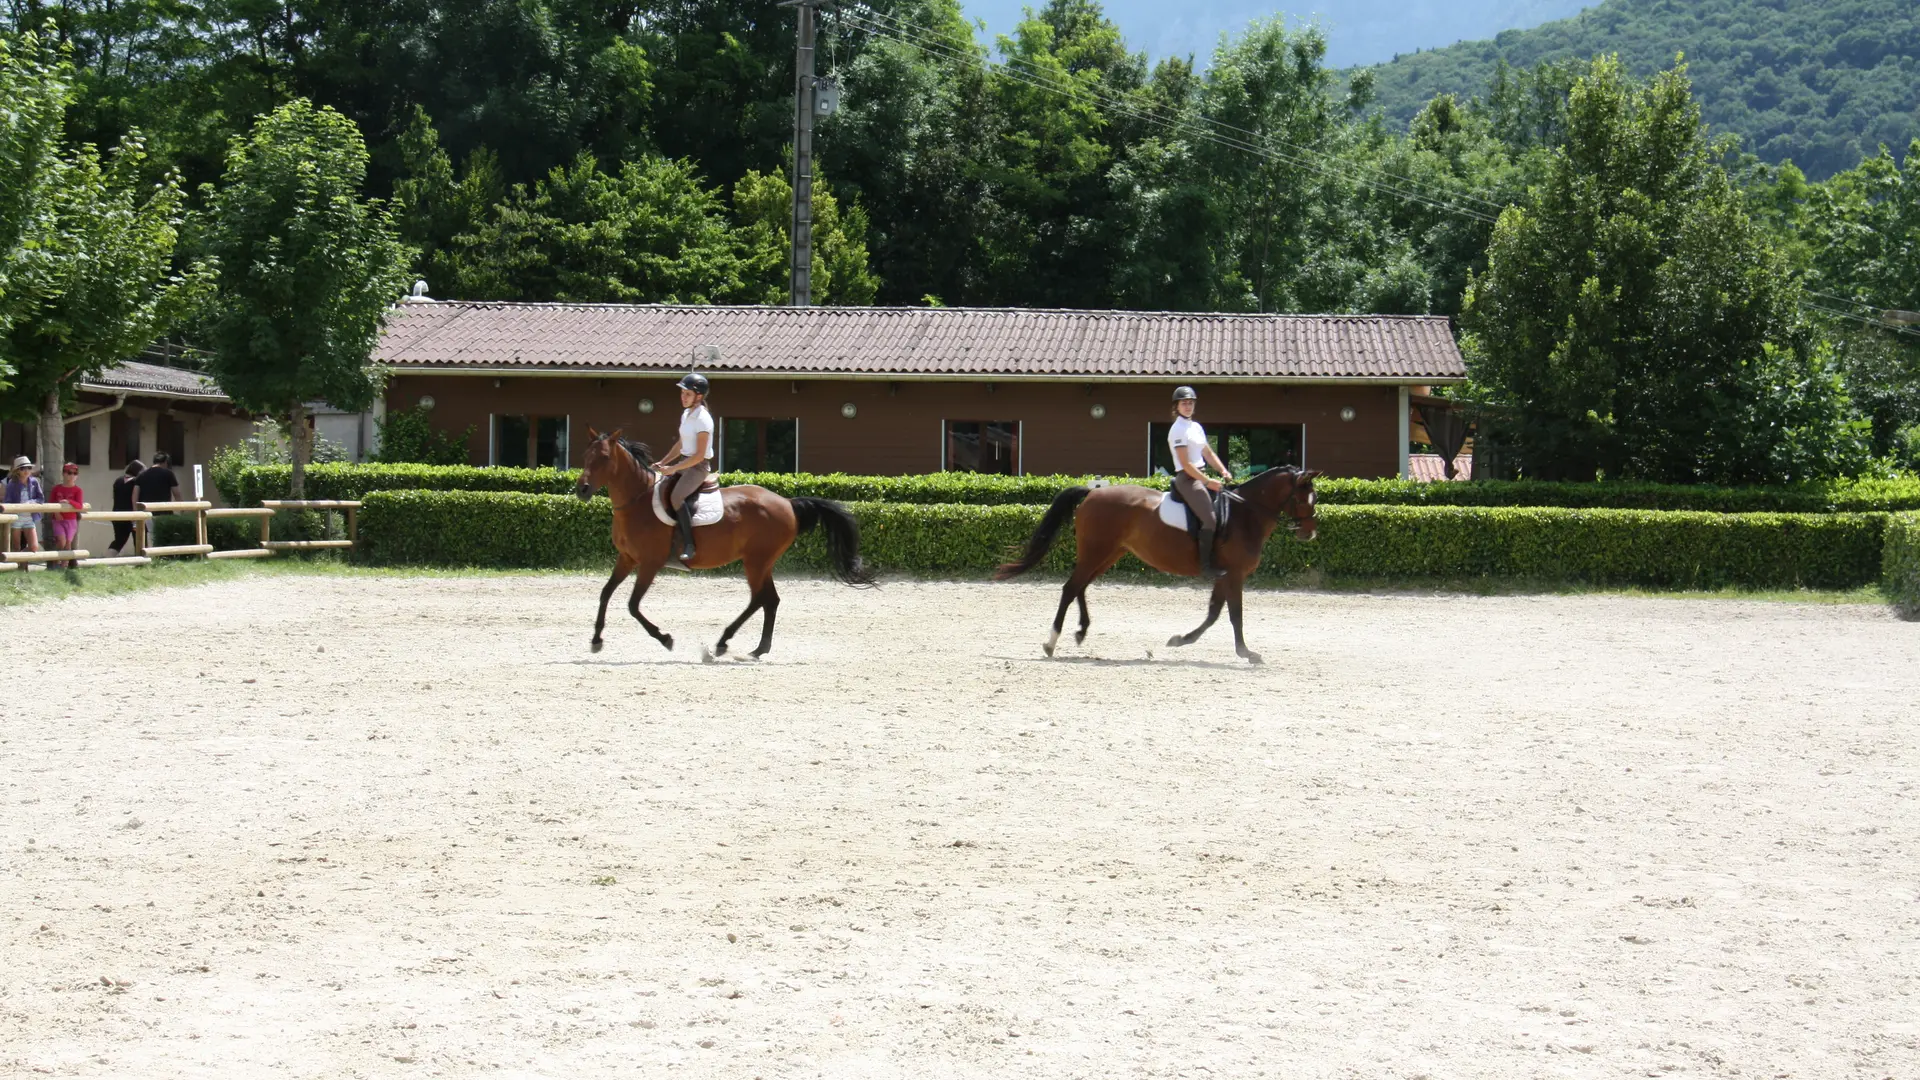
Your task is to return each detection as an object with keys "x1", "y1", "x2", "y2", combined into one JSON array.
[
  {"x1": 677, "y1": 372, "x2": 711, "y2": 396},
  {"x1": 1172, "y1": 385, "x2": 1197, "y2": 401}
]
